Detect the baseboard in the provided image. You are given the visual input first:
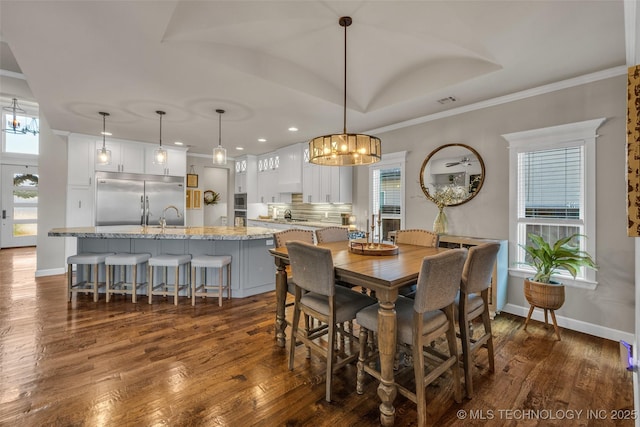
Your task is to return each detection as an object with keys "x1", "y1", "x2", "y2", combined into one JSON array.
[
  {"x1": 35, "y1": 268, "x2": 65, "y2": 277},
  {"x1": 501, "y1": 303, "x2": 634, "y2": 343}
]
